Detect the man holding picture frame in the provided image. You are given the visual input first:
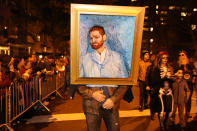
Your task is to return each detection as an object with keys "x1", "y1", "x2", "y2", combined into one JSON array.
[
  {"x1": 71, "y1": 4, "x2": 145, "y2": 131},
  {"x1": 78, "y1": 25, "x2": 128, "y2": 131}
]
